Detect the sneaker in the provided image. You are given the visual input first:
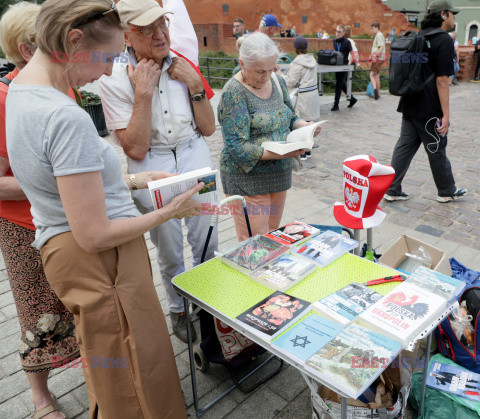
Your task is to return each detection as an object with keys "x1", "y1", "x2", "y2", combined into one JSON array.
[
  {"x1": 383, "y1": 192, "x2": 410, "y2": 202},
  {"x1": 348, "y1": 97, "x2": 357, "y2": 108},
  {"x1": 452, "y1": 79, "x2": 459, "y2": 85},
  {"x1": 374, "y1": 89, "x2": 379, "y2": 100},
  {"x1": 331, "y1": 105, "x2": 339, "y2": 111},
  {"x1": 305, "y1": 151, "x2": 312, "y2": 158},
  {"x1": 300, "y1": 153, "x2": 308, "y2": 161},
  {"x1": 170, "y1": 311, "x2": 197, "y2": 343},
  {"x1": 436, "y1": 187, "x2": 468, "y2": 203}
]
